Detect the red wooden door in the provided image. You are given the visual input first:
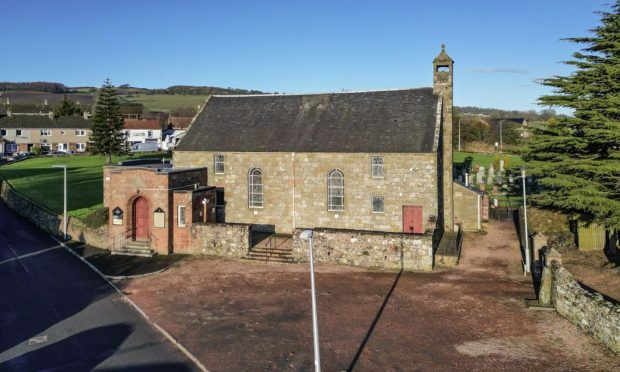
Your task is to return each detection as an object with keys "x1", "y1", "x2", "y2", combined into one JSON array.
[
  {"x1": 403, "y1": 206, "x2": 423, "y2": 234},
  {"x1": 133, "y1": 197, "x2": 149, "y2": 240}
]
